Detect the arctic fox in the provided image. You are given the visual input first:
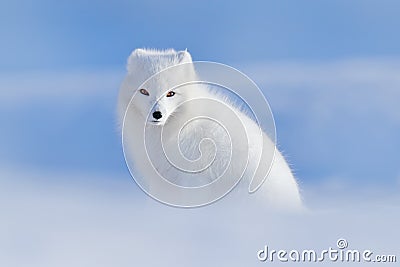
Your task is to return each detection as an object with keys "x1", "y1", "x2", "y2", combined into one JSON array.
[{"x1": 118, "y1": 48, "x2": 302, "y2": 209}]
